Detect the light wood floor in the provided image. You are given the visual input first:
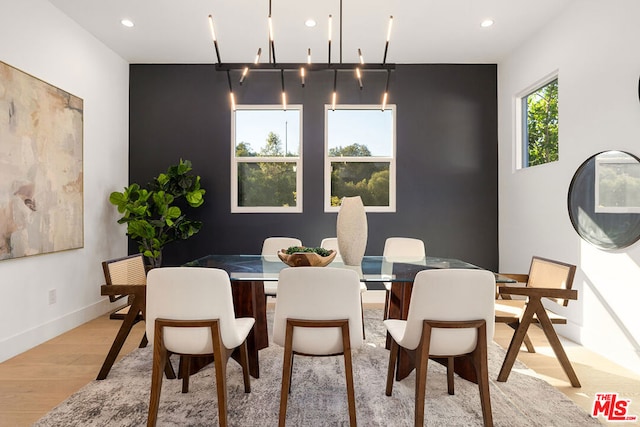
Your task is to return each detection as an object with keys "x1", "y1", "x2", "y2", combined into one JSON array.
[{"x1": 1, "y1": 306, "x2": 639, "y2": 426}]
